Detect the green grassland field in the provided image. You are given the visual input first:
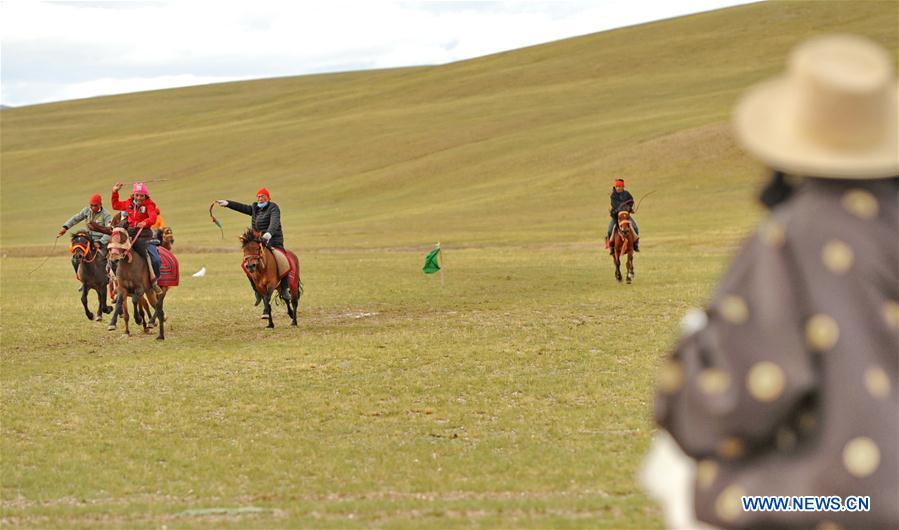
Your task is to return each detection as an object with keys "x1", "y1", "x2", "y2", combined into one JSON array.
[{"x1": 1, "y1": 1, "x2": 896, "y2": 527}]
